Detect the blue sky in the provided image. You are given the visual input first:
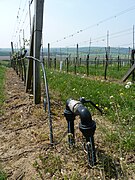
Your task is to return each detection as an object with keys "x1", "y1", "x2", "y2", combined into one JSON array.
[{"x1": 0, "y1": 0, "x2": 135, "y2": 48}]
